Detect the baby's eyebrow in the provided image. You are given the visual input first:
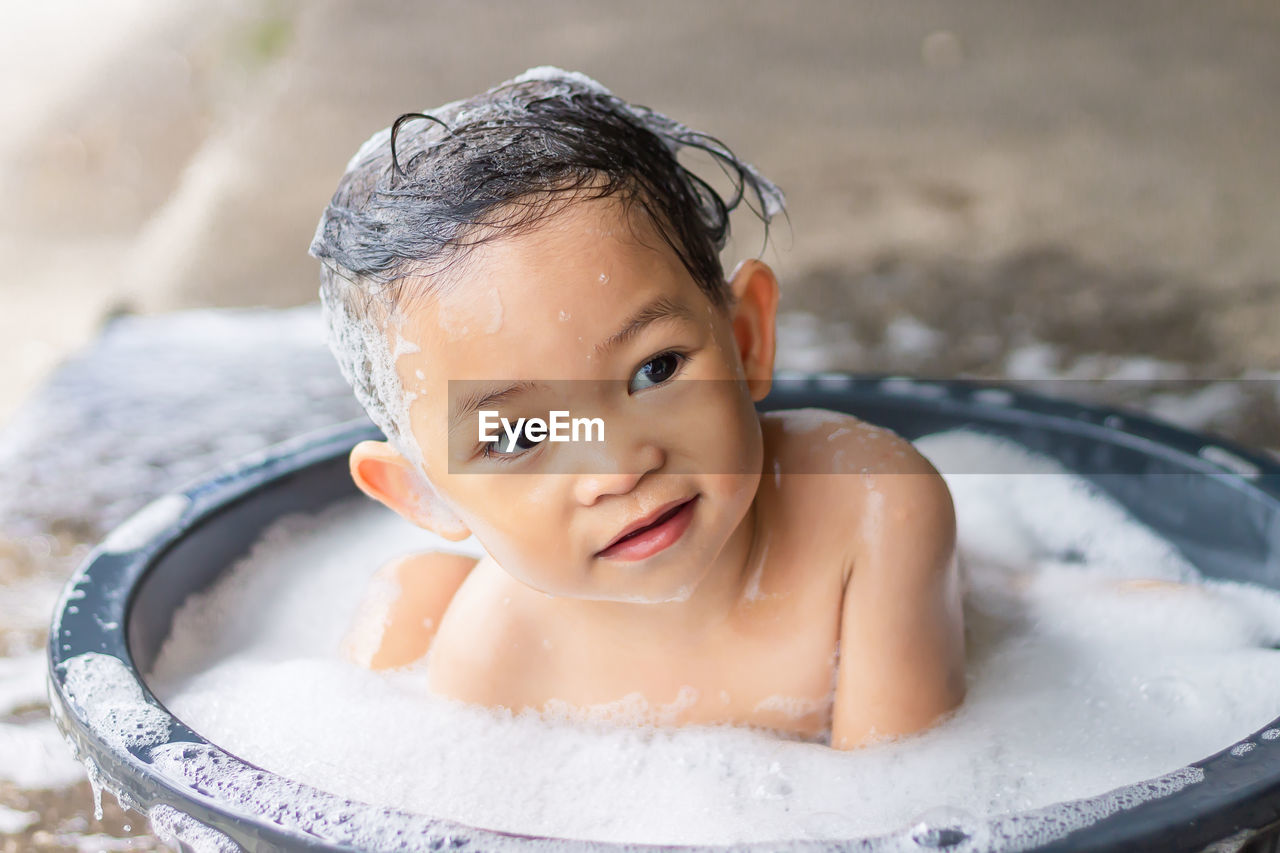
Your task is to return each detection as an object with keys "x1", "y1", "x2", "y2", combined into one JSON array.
[
  {"x1": 594, "y1": 296, "x2": 694, "y2": 357},
  {"x1": 449, "y1": 381, "x2": 539, "y2": 434}
]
